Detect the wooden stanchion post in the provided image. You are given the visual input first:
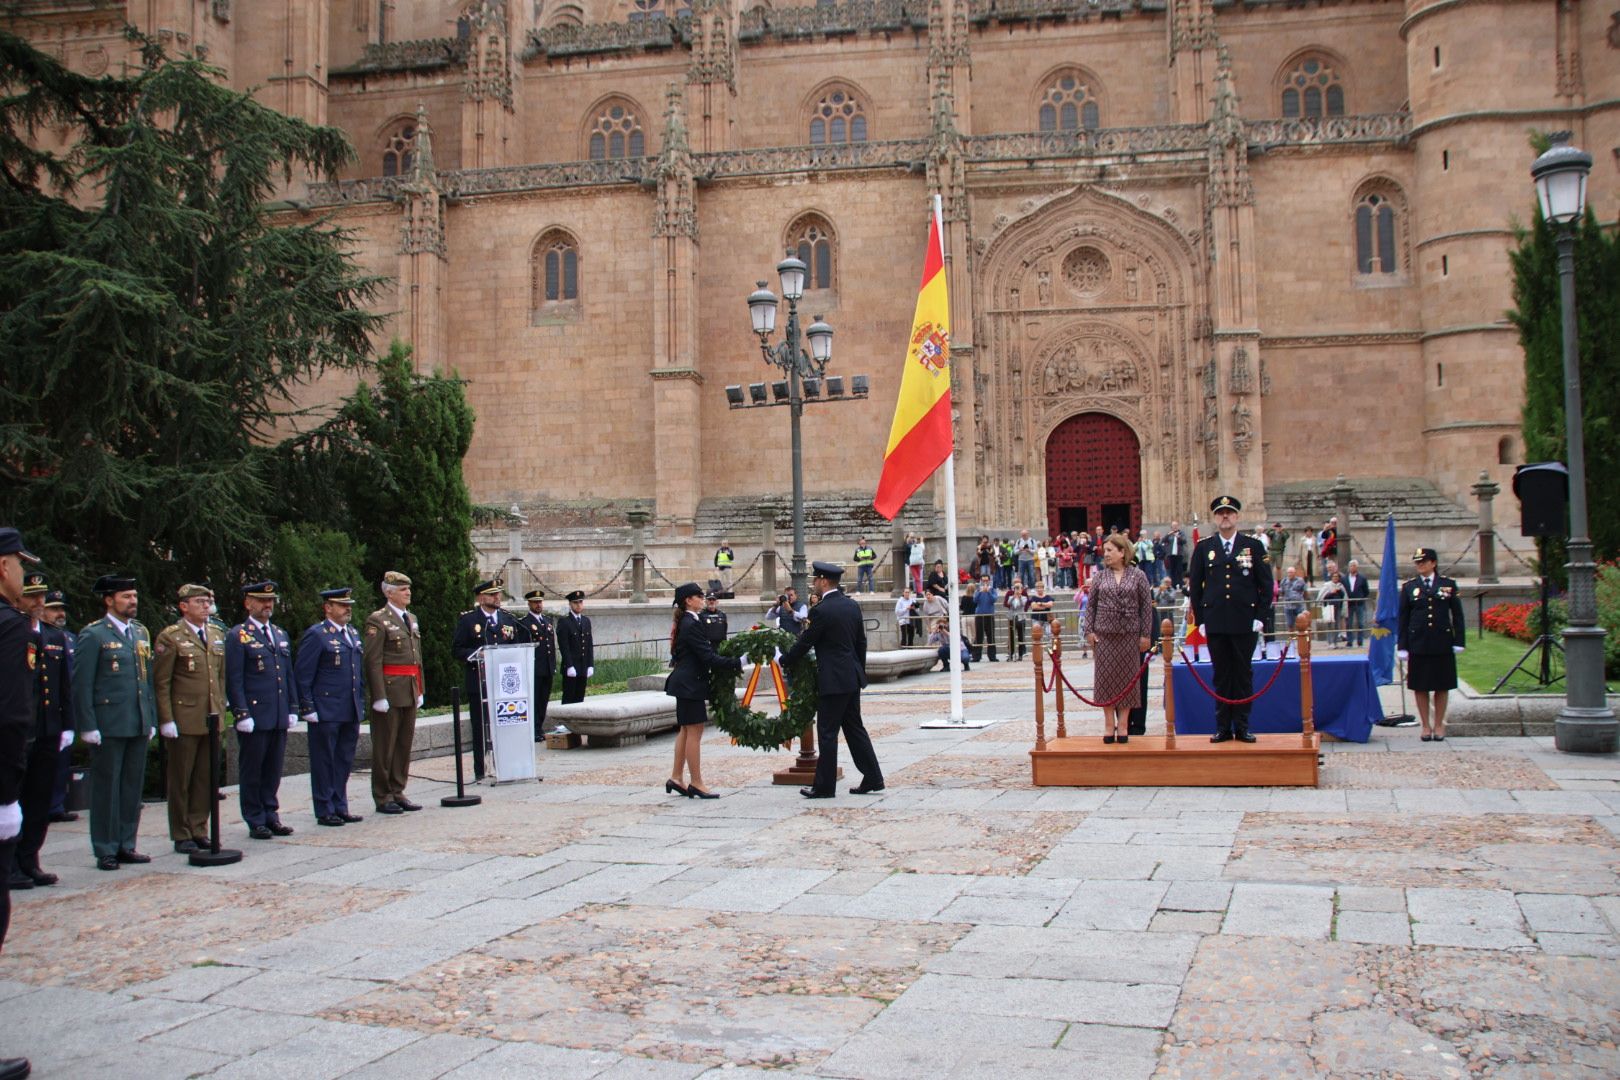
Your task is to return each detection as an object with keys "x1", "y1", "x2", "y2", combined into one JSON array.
[
  {"x1": 1032, "y1": 621, "x2": 1046, "y2": 752},
  {"x1": 1051, "y1": 620, "x2": 1067, "y2": 740},
  {"x1": 1161, "y1": 618, "x2": 1176, "y2": 750},
  {"x1": 1296, "y1": 611, "x2": 1316, "y2": 746}
]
